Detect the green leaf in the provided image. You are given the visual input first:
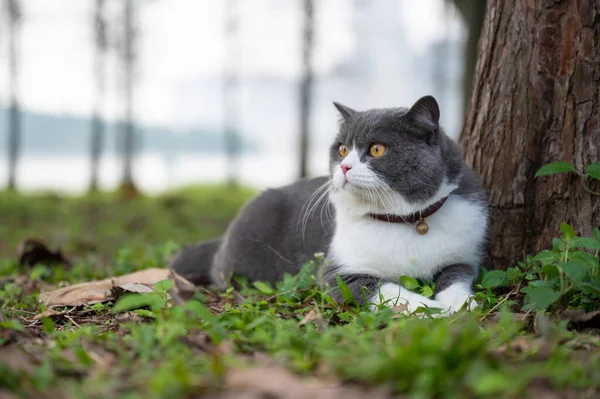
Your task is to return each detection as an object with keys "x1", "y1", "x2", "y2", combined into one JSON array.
[
  {"x1": 560, "y1": 223, "x2": 575, "y2": 241},
  {"x1": 336, "y1": 275, "x2": 355, "y2": 303},
  {"x1": 133, "y1": 309, "x2": 157, "y2": 319},
  {"x1": 541, "y1": 264, "x2": 559, "y2": 279},
  {"x1": 253, "y1": 281, "x2": 275, "y2": 295},
  {"x1": 571, "y1": 237, "x2": 600, "y2": 250},
  {"x1": 521, "y1": 286, "x2": 561, "y2": 311},
  {"x1": 552, "y1": 238, "x2": 566, "y2": 251},
  {"x1": 154, "y1": 279, "x2": 173, "y2": 293},
  {"x1": 113, "y1": 293, "x2": 163, "y2": 313},
  {"x1": 586, "y1": 163, "x2": 600, "y2": 180},
  {"x1": 480, "y1": 270, "x2": 509, "y2": 289},
  {"x1": 535, "y1": 162, "x2": 576, "y2": 177},
  {"x1": 581, "y1": 283, "x2": 600, "y2": 297},
  {"x1": 594, "y1": 227, "x2": 600, "y2": 242},
  {"x1": 399, "y1": 276, "x2": 419, "y2": 290},
  {"x1": 420, "y1": 285, "x2": 434, "y2": 298},
  {"x1": 184, "y1": 300, "x2": 216, "y2": 321},
  {"x1": 0, "y1": 320, "x2": 24, "y2": 331},
  {"x1": 569, "y1": 251, "x2": 600, "y2": 268},
  {"x1": 532, "y1": 250, "x2": 558, "y2": 263},
  {"x1": 561, "y1": 260, "x2": 594, "y2": 285}
]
